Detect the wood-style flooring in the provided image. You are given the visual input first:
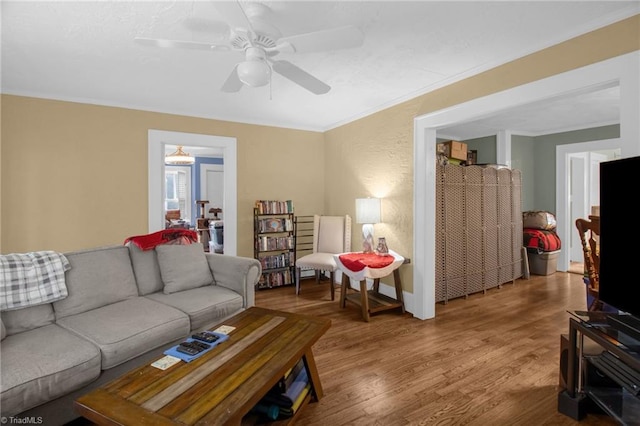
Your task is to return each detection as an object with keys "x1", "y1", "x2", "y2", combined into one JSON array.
[
  {"x1": 255, "y1": 272, "x2": 617, "y2": 426},
  {"x1": 568, "y1": 261, "x2": 585, "y2": 276}
]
